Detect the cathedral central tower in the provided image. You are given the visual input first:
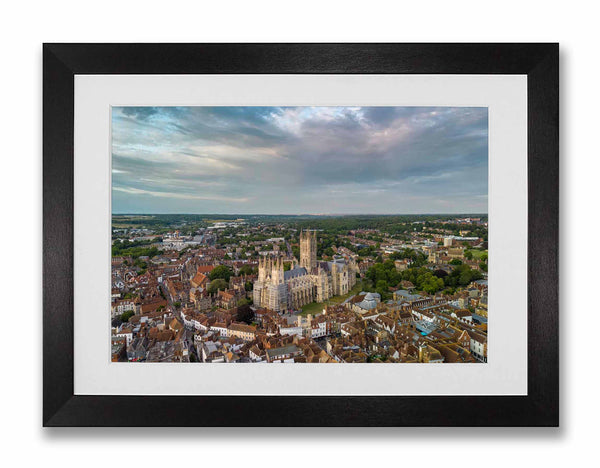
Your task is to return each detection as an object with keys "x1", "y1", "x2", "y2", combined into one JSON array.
[{"x1": 299, "y1": 229, "x2": 317, "y2": 271}]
